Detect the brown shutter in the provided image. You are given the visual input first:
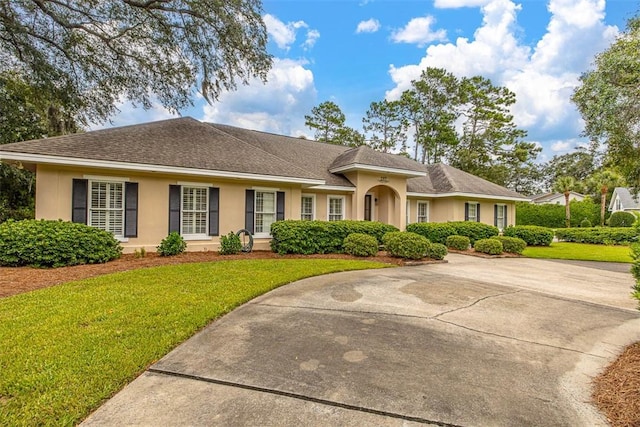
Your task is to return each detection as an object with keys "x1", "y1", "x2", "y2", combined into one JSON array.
[
  {"x1": 276, "y1": 191, "x2": 285, "y2": 221},
  {"x1": 168, "y1": 185, "x2": 181, "y2": 233},
  {"x1": 72, "y1": 179, "x2": 88, "y2": 224},
  {"x1": 124, "y1": 182, "x2": 138, "y2": 237},
  {"x1": 209, "y1": 187, "x2": 219, "y2": 236},
  {"x1": 245, "y1": 190, "x2": 255, "y2": 234}
]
